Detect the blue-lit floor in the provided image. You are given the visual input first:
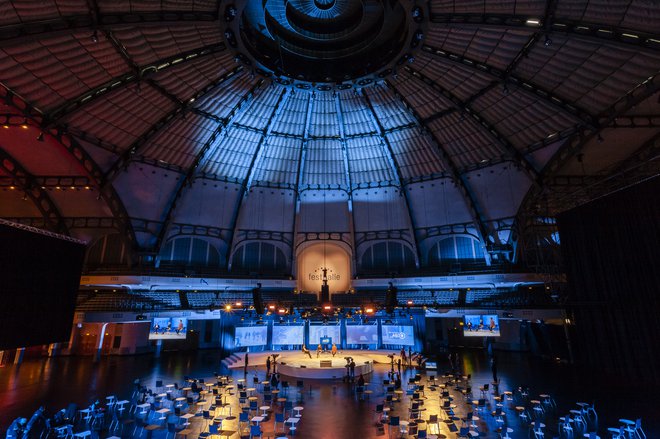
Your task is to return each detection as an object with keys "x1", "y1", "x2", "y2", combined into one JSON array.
[{"x1": 1, "y1": 349, "x2": 657, "y2": 437}]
